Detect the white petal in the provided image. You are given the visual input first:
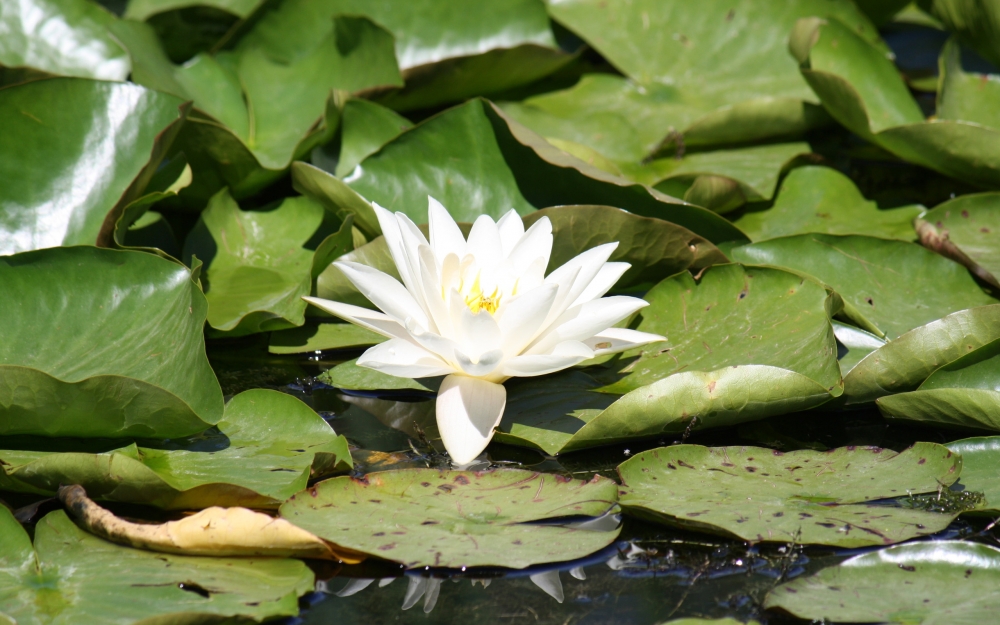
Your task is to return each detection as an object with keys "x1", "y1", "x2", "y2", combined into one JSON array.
[
  {"x1": 529, "y1": 295, "x2": 648, "y2": 355},
  {"x1": 496, "y1": 209, "x2": 525, "y2": 257},
  {"x1": 542, "y1": 243, "x2": 618, "y2": 327},
  {"x1": 435, "y1": 375, "x2": 506, "y2": 465},
  {"x1": 583, "y1": 327, "x2": 666, "y2": 355},
  {"x1": 500, "y1": 341, "x2": 594, "y2": 377},
  {"x1": 395, "y1": 212, "x2": 430, "y2": 290},
  {"x1": 455, "y1": 305, "x2": 502, "y2": 358},
  {"x1": 357, "y1": 339, "x2": 454, "y2": 378},
  {"x1": 496, "y1": 284, "x2": 558, "y2": 355},
  {"x1": 404, "y1": 318, "x2": 460, "y2": 366},
  {"x1": 302, "y1": 297, "x2": 407, "y2": 340},
  {"x1": 507, "y1": 216, "x2": 552, "y2": 275},
  {"x1": 455, "y1": 348, "x2": 503, "y2": 376},
  {"x1": 427, "y1": 196, "x2": 466, "y2": 260},
  {"x1": 466, "y1": 214, "x2": 503, "y2": 268},
  {"x1": 572, "y1": 262, "x2": 630, "y2": 306},
  {"x1": 334, "y1": 261, "x2": 429, "y2": 329},
  {"x1": 416, "y1": 244, "x2": 452, "y2": 336}
]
